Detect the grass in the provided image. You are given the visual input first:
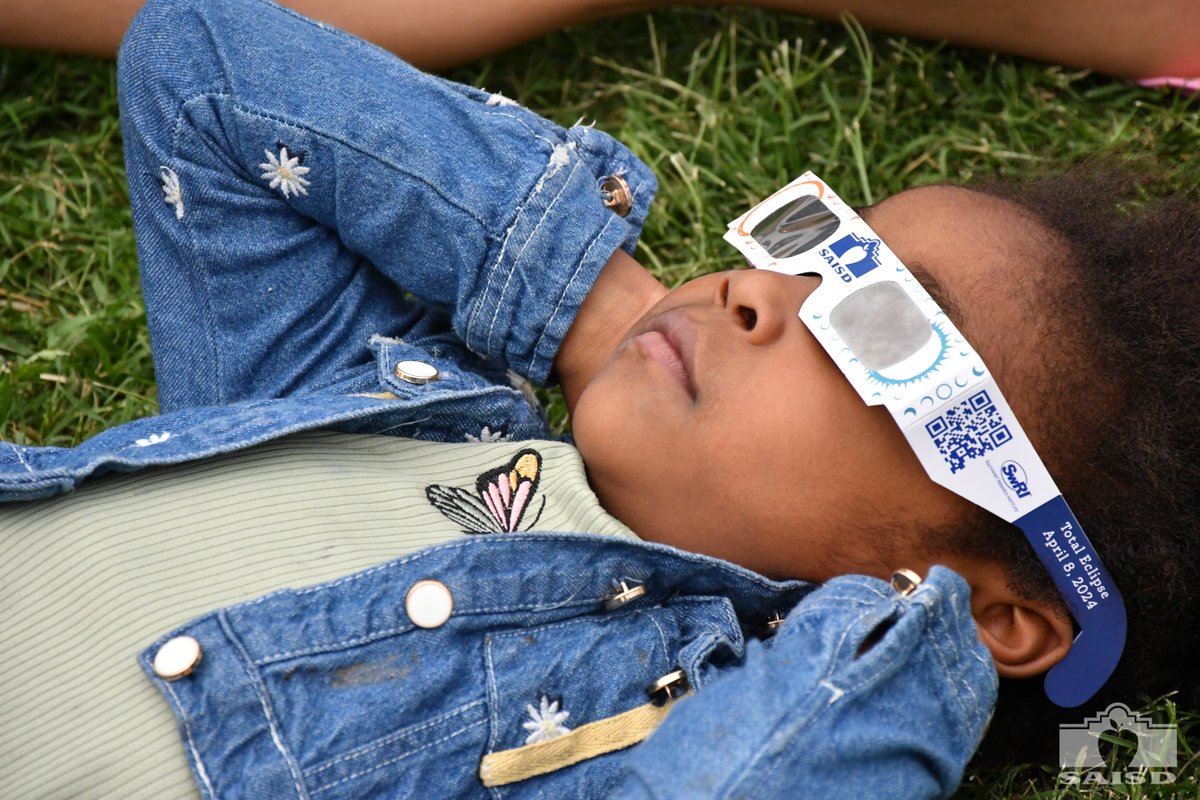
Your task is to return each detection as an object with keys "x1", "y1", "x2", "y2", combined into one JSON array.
[
  {"x1": 0, "y1": 51, "x2": 150, "y2": 444},
  {"x1": 2, "y1": 6, "x2": 1198, "y2": 796}
]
